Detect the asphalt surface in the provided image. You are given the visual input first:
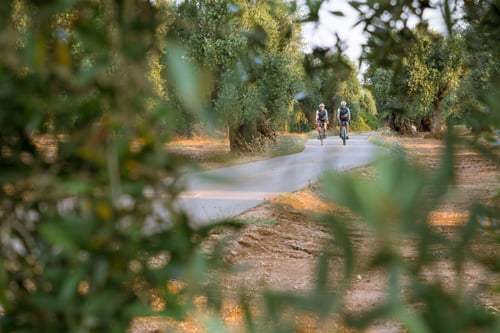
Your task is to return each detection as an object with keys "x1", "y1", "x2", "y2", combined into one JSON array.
[{"x1": 177, "y1": 132, "x2": 383, "y2": 227}]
